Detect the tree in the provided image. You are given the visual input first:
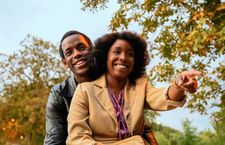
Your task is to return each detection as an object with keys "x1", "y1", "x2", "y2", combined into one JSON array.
[
  {"x1": 197, "y1": 130, "x2": 217, "y2": 145},
  {"x1": 150, "y1": 121, "x2": 220, "y2": 145},
  {"x1": 211, "y1": 107, "x2": 225, "y2": 145},
  {"x1": 179, "y1": 119, "x2": 199, "y2": 145},
  {"x1": 144, "y1": 110, "x2": 159, "y2": 126},
  {"x1": 0, "y1": 35, "x2": 68, "y2": 144},
  {"x1": 155, "y1": 123, "x2": 182, "y2": 145},
  {"x1": 154, "y1": 132, "x2": 171, "y2": 145}
]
